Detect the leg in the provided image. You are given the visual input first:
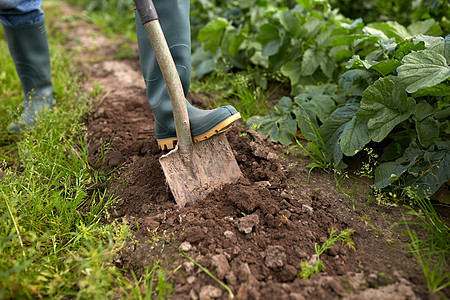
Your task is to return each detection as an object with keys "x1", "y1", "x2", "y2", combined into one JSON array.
[
  {"x1": 135, "y1": 0, "x2": 240, "y2": 150},
  {"x1": 1, "y1": 0, "x2": 56, "y2": 132}
]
